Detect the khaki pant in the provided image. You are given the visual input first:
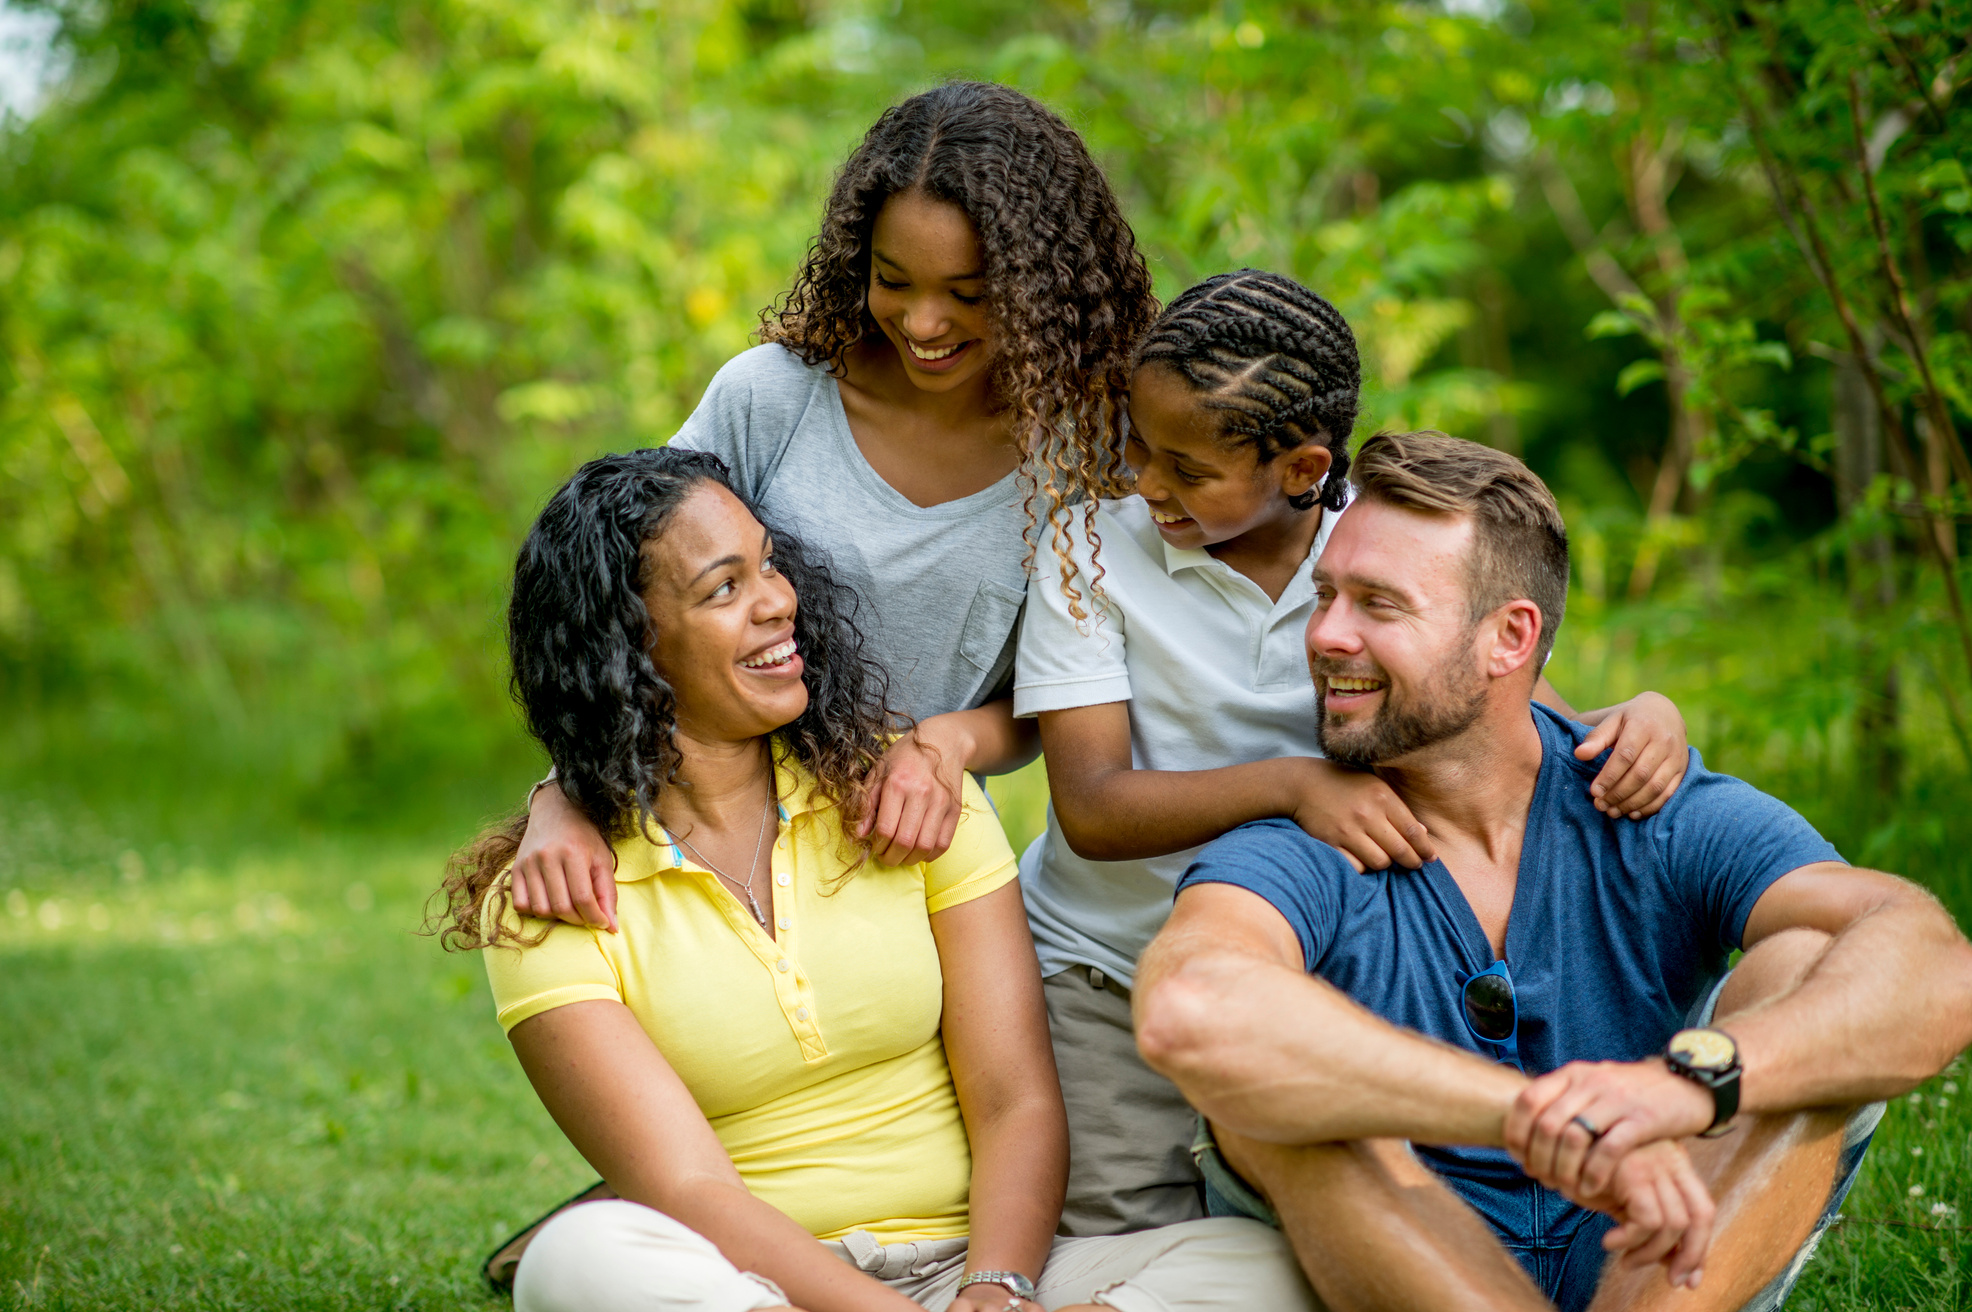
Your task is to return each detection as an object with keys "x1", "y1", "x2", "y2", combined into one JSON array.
[
  {"x1": 512, "y1": 1200, "x2": 1317, "y2": 1312},
  {"x1": 1044, "y1": 967, "x2": 1205, "y2": 1237}
]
